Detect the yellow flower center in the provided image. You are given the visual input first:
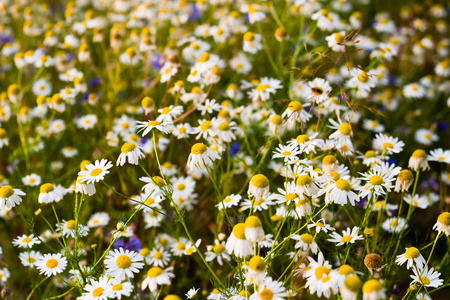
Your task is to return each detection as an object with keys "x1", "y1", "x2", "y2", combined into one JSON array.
[
  {"x1": 335, "y1": 32, "x2": 345, "y2": 43},
  {"x1": 112, "y1": 284, "x2": 123, "y2": 291},
  {"x1": 142, "y1": 97, "x2": 154, "y2": 108},
  {"x1": 315, "y1": 266, "x2": 331, "y2": 282},
  {"x1": 232, "y1": 223, "x2": 246, "y2": 240},
  {"x1": 340, "y1": 235, "x2": 353, "y2": 243},
  {"x1": 46, "y1": 258, "x2": 58, "y2": 269},
  {"x1": 147, "y1": 267, "x2": 164, "y2": 278},
  {"x1": 92, "y1": 287, "x2": 103, "y2": 297},
  {"x1": 296, "y1": 175, "x2": 312, "y2": 186},
  {"x1": 285, "y1": 193, "x2": 296, "y2": 202},
  {"x1": 161, "y1": 107, "x2": 171, "y2": 114},
  {"x1": 245, "y1": 216, "x2": 262, "y2": 228},
  {"x1": 176, "y1": 242, "x2": 185, "y2": 250},
  {"x1": 140, "y1": 248, "x2": 150, "y2": 256},
  {"x1": 365, "y1": 150, "x2": 377, "y2": 158},
  {"x1": 362, "y1": 279, "x2": 382, "y2": 293},
  {"x1": 256, "y1": 84, "x2": 271, "y2": 92},
  {"x1": 412, "y1": 149, "x2": 427, "y2": 158},
  {"x1": 369, "y1": 175, "x2": 384, "y2": 185},
  {"x1": 0, "y1": 185, "x2": 14, "y2": 198},
  {"x1": 147, "y1": 120, "x2": 160, "y2": 127},
  {"x1": 344, "y1": 275, "x2": 362, "y2": 293},
  {"x1": 197, "y1": 52, "x2": 210, "y2": 63},
  {"x1": 259, "y1": 288, "x2": 273, "y2": 300},
  {"x1": 328, "y1": 171, "x2": 340, "y2": 181},
  {"x1": 271, "y1": 115, "x2": 283, "y2": 125},
  {"x1": 311, "y1": 87, "x2": 323, "y2": 96},
  {"x1": 438, "y1": 212, "x2": 450, "y2": 225},
  {"x1": 338, "y1": 123, "x2": 352, "y2": 136},
  {"x1": 200, "y1": 120, "x2": 212, "y2": 131},
  {"x1": 251, "y1": 174, "x2": 269, "y2": 188},
  {"x1": 398, "y1": 169, "x2": 414, "y2": 181},
  {"x1": 383, "y1": 142, "x2": 393, "y2": 149},
  {"x1": 40, "y1": 183, "x2": 55, "y2": 193},
  {"x1": 116, "y1": 255, "x2": 132, "y2": 269},
  {"x1": 154, "y1": 251, "x2": 164, "y2": 259},
  {"x1": 22, "y1": 237, "x2": 32, "y2": 243},
  {"x1": 121, "y1": 142, "x2": 136, "y2": 153},
  {"x1": 338, "y1": 264, "x2": 355, "y2": 275},
  {"x1": 288, "y1": 101, "x2": 303, "y2": 112},
  {"x1": 27, "y1": 257, "x2": 36, "y2": 263},
  {"x1": 249, "y1": 256, "x2": 266, "y2": 272},
  {"x1": 296, "y1": 134, "x2": 309, "y2": 143},
  {"x1": 336, "y1": 179, "x2": 351, "y2": 191},
  {"x1": 145, "y1": 198, "x2": 155, "y2": 205},
  {"x1": 420, "y1": 277, "x2": 430, "y2": 285},
  {"x1": 90, "y1": 168, "x2": 102, "y2": 177},
  {"x1": 322, "y1": 155, "x2": 337, "y2": 165},
  {"x1": 243, "y1": 32, "x2": 255, "y2": 42},
  {"x1": 218, "y1": 122, "x2": 230, "y2": 131},
  {"x1": 191, "y1": 143, "x2": 208, "y2": 155},
  {"x1": 358, "y1": 72, "x2": 369, "y2": 83},
  {"x1": 66, "y1": 220, "x2": 76, "y2": 230},
  {"x1": 405, "y1": 247, "x2": 420, "y2": 259},
  {"x1": 300, "y1": 233, "x2": 313, "y2": 244},
  {"x1": 213, "y1": 244, "x2": 225, "y2": 254}
]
